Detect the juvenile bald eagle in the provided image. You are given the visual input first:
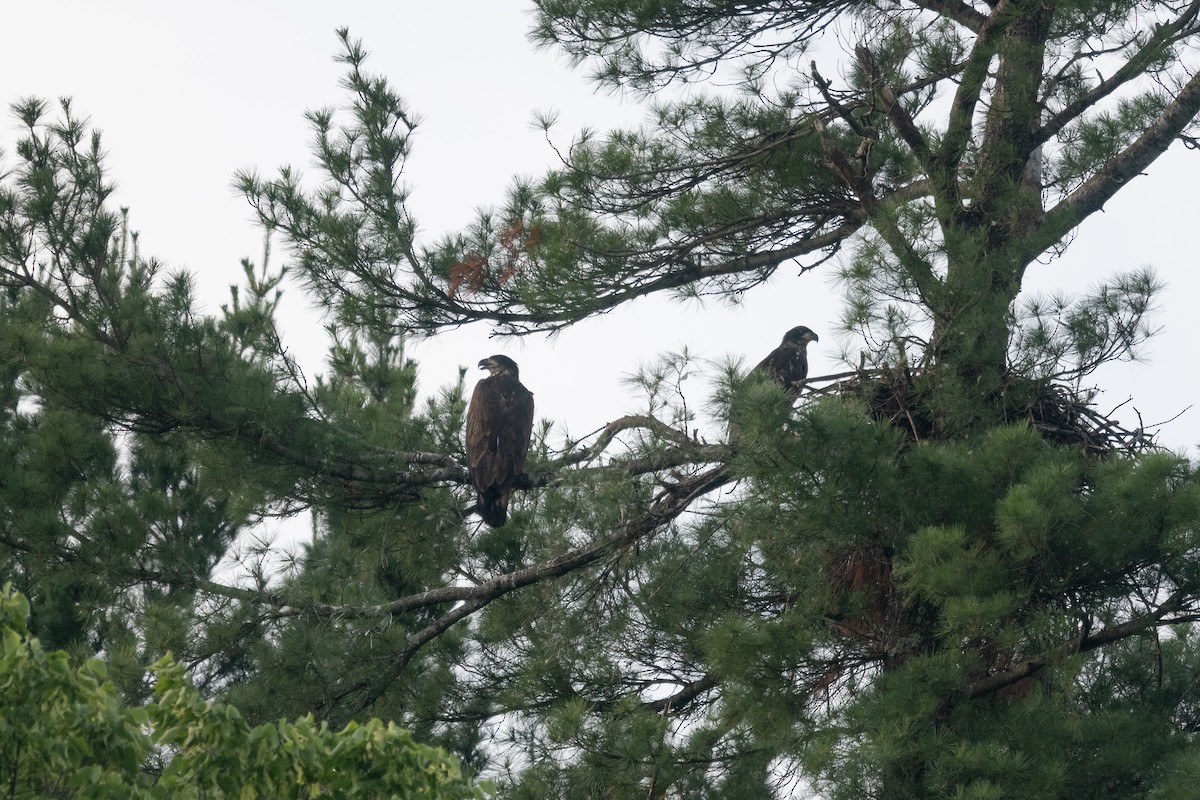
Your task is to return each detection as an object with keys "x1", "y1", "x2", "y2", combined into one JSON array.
[
  {"x1": 754, "y1": 325, "x2": 819, "y2": 394},
  {"x1": 465, "y1": 355, "x2": 534, "y2": 527}
]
